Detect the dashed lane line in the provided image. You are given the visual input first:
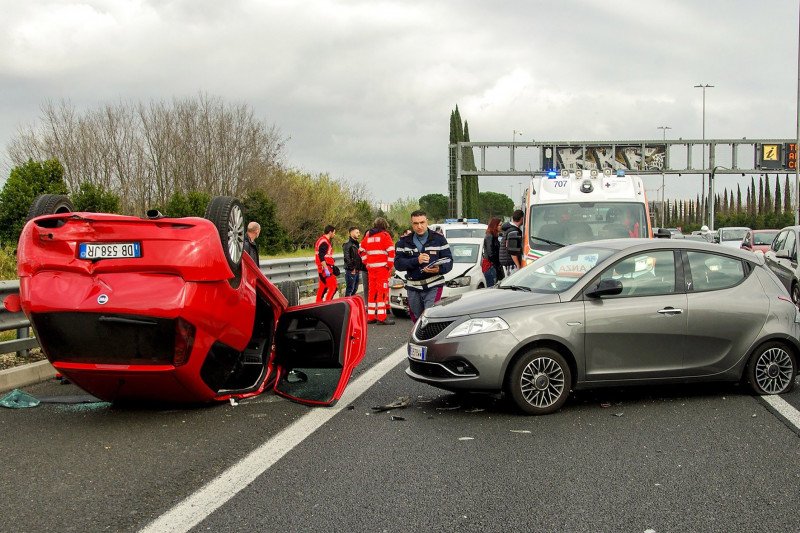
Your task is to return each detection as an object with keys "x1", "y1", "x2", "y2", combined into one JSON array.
[{"x1": 139, "y1": 345, "x2": 408, "y2": 533}]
